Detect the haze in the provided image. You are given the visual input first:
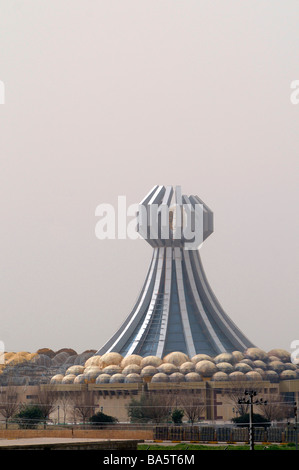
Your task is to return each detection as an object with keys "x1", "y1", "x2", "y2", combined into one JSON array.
[{"x1": 0, "y1": 1, "x2": 298, "y2": 355}]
